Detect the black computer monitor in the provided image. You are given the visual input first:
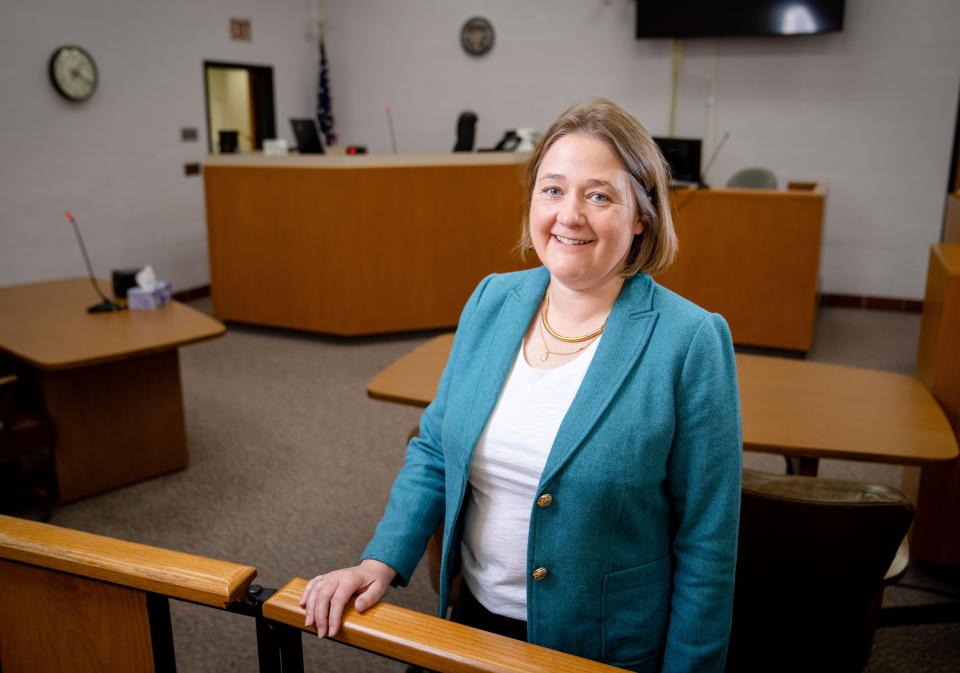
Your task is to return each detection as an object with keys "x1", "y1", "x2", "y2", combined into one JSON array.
[
  {"x1": 290, "y1": 118, "x2": 325, "y2": 154},
  {"x1": 653, "y1": 137, "x2": 702, "y2": 184}
]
